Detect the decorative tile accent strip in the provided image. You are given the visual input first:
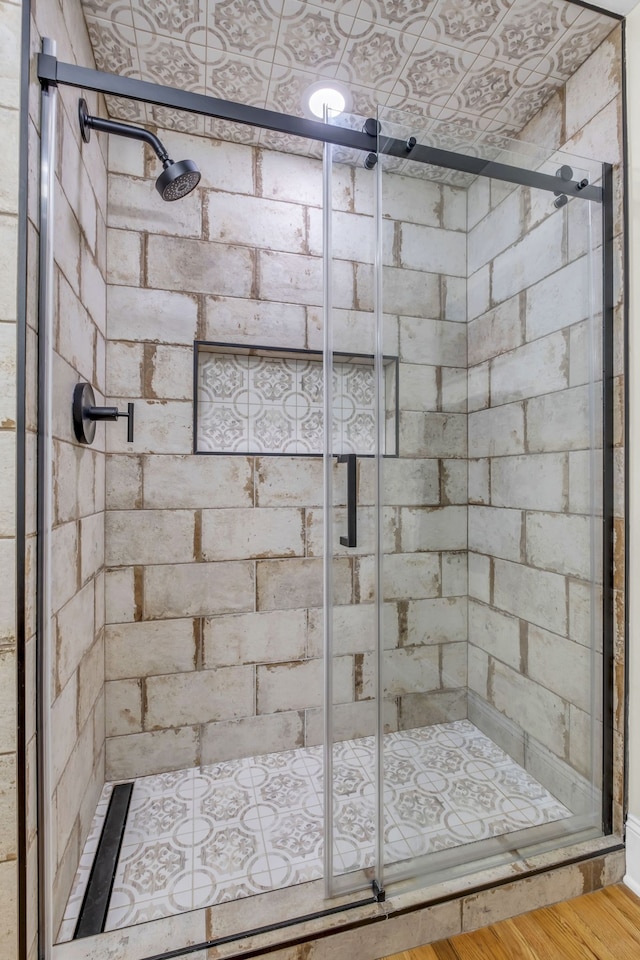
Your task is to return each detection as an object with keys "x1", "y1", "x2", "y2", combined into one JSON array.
[
  {"x1": 59, "y1": 721, "x2": 570, "y2": 937},
  {"x1": 196, "y1": 345, "x2": 397, "y2": 456}
]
